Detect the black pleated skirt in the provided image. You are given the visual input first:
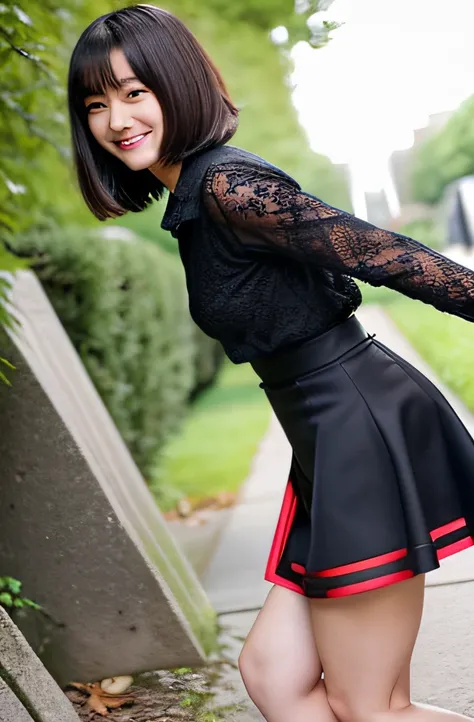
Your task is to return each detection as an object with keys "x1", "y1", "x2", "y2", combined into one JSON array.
[{"x1": 250, "y1": 314, "x2": 474, "y2": 598}]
